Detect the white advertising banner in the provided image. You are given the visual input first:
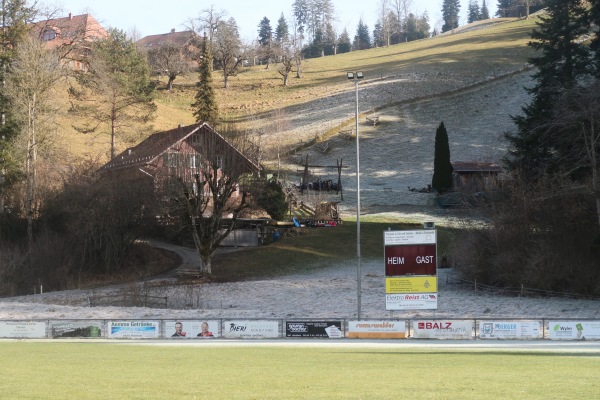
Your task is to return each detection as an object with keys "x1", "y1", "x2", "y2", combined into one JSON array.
[
  {"x1": 386, "y1": 294, "x2": 437, "y2": 310},
  {"x1": 0, "y1": 321, "x2": 47, "y2": 338},
  {"x1": 412, "y1": 320, "x2": 473, "y2": 339},
  {"x1": 478, "y1": 321, "x2": 541, "y2": 340},
  {"x1": 347, "y1": 321, "x2": 407, "y2": 339},
  {"x1": 50, "y1": 321, "x2": 103, "y2": 338},
  {"x1": 107, "y1": 320, "x2": 160, "y2": 339},
  {"x1": 222, "y1": 320, "x2": 280, "y2": 339},
  {"x1": 384, "y1": 230, "x2": 436, "y2": 245},
  {"x1": 547, "y1": 321, "x2": 600, "y2": 340},
  {"x1": 165, "y1": 320, "x2": 220, "y2": 338}
]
